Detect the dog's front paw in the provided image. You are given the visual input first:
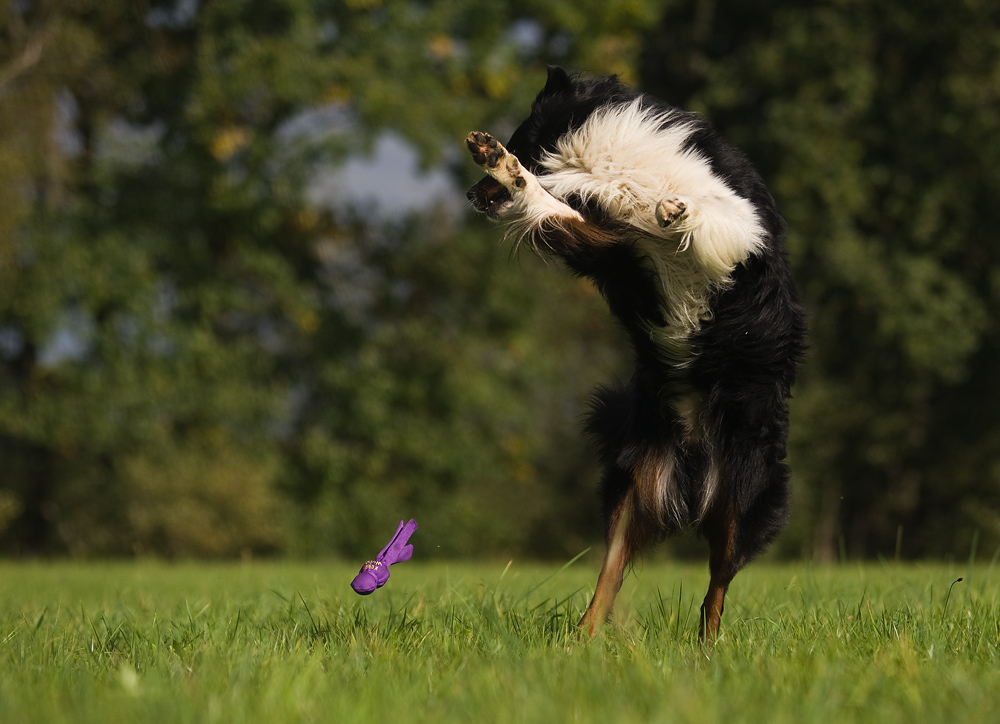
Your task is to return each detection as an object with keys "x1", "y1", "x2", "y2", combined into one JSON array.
[
  {"x1": 655, "y1": 196, "x2": 688, "y2": 228},
  {"x1": 466, "y1": 132, "x2": 526, "y2": 189},
  {"x1": 466, "y1": 131, "x2": 504, "y2": 169}
]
